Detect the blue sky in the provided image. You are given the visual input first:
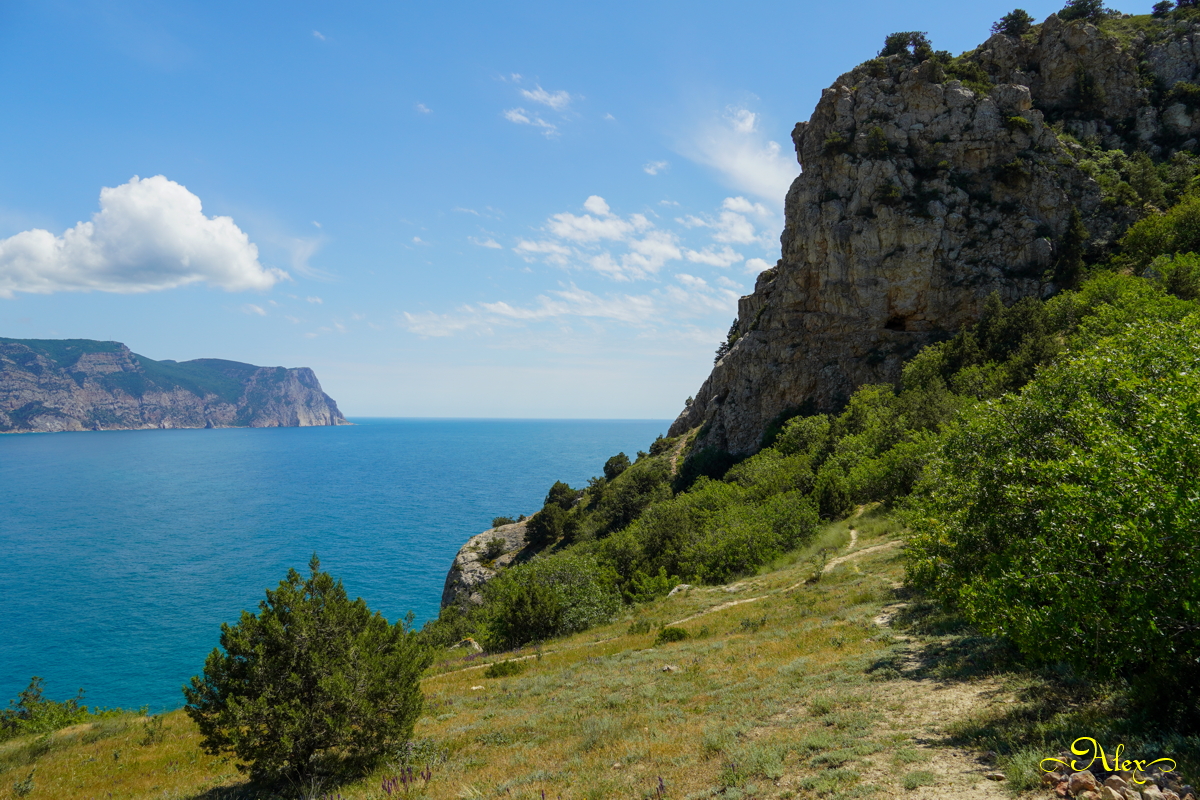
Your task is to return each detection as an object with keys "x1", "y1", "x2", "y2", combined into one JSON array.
[{"x1": 0, "y1": 0, "x2": 1128, "y2": 417}]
